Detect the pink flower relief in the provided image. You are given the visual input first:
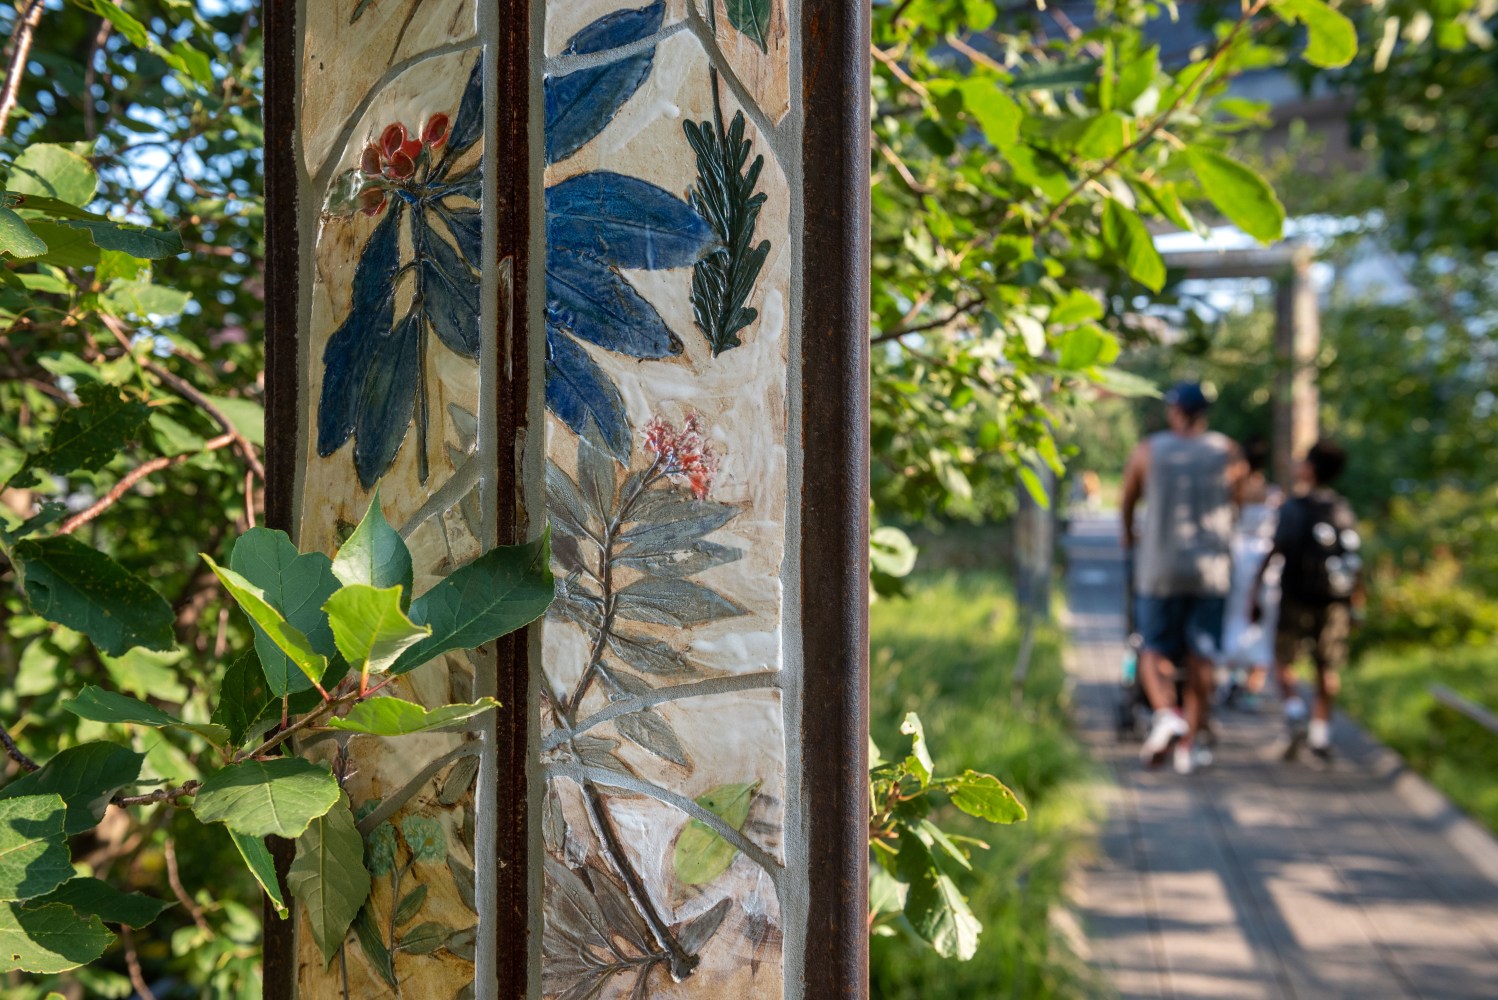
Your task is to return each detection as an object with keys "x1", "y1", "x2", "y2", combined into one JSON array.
[{"x1": 642, "y1": 412, "x2": 719, "y2": 500}]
